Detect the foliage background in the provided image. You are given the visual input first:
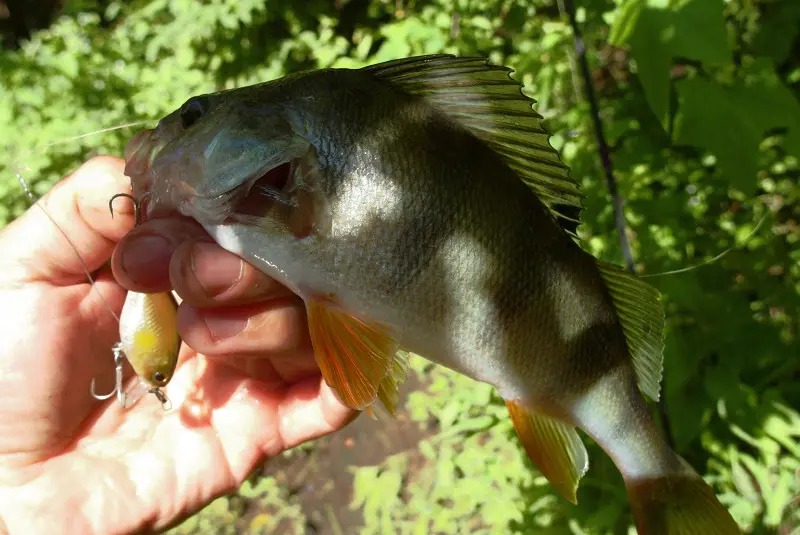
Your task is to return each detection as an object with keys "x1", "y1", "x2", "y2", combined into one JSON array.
[{"x1": 1, "y1": 0, "x2": 799, "y2": 533}]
